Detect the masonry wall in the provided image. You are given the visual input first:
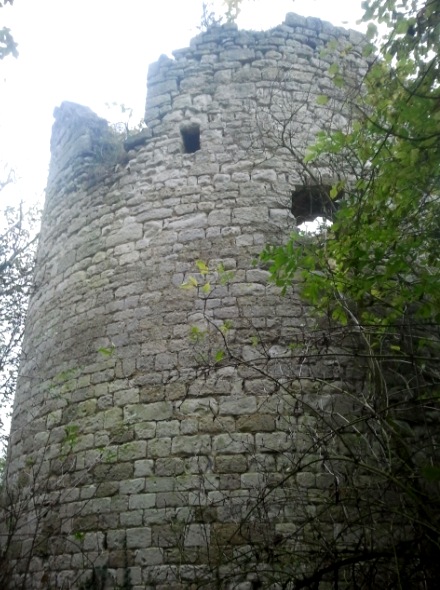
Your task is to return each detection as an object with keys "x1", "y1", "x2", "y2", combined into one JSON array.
[{"x1": 4, "y1": 14, "x2": 367, "y2": 589}]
